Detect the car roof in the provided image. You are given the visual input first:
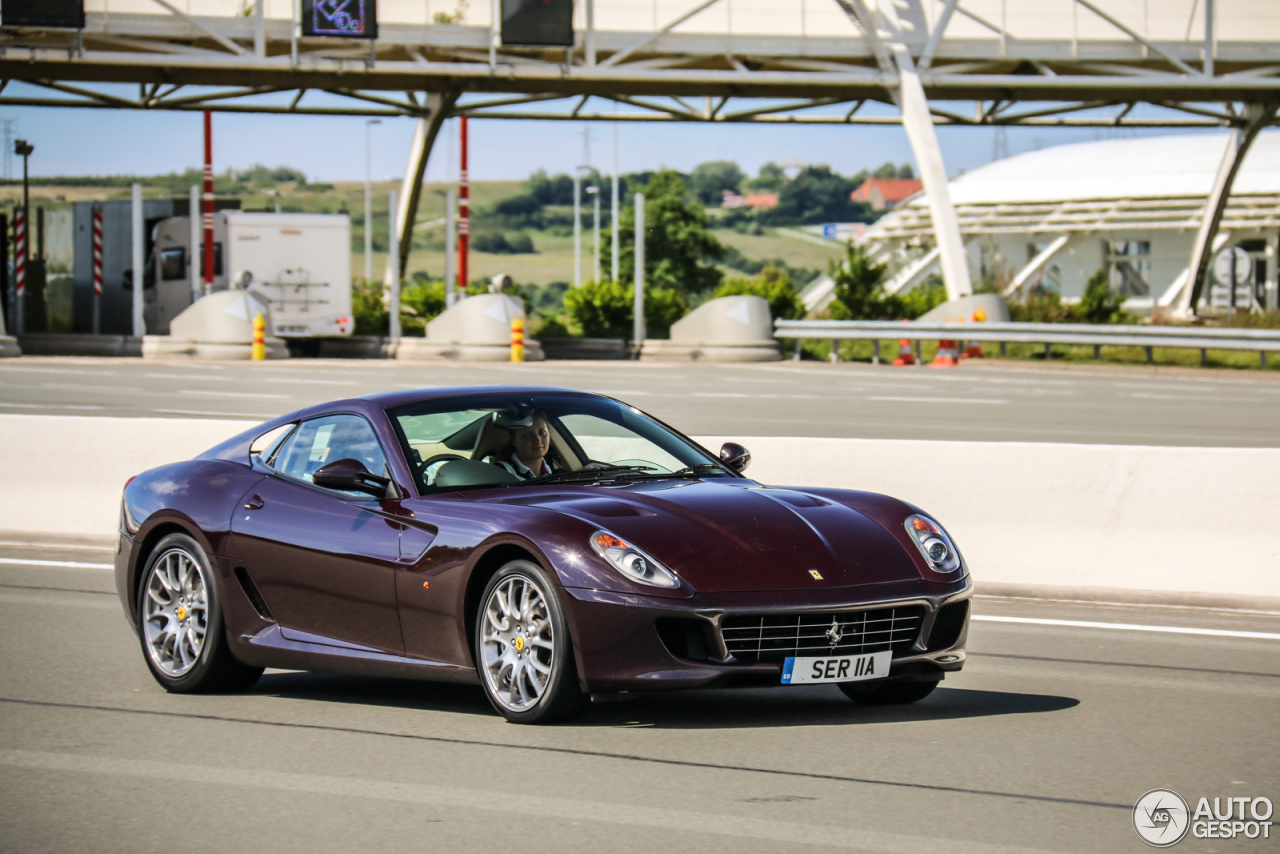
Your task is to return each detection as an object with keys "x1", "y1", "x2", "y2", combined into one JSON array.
[{"x1": 357, "y1": 385, "x2": 596, "y2": 410}]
